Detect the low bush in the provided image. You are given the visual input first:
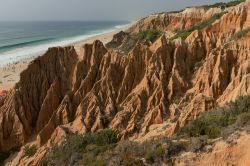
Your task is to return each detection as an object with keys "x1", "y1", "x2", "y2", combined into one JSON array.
[
  {"x1": 94, "y1": 129, "x2": 117, "y2": 145},
  {"x1": 188, "y1": 136, "x2": 208, "y2": 152},
  {"x1": 40, "y1": 129, "x2": 117, "y2": 165},
  {"x1": 144, "y1": 144, "x2": 165, "y2": 163},
  {"x1": 178, "y1": 96, "x2": 250, "y2": 139}
]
